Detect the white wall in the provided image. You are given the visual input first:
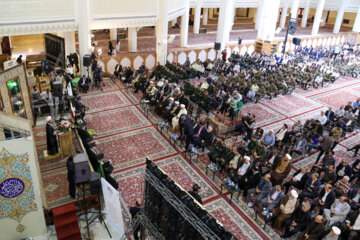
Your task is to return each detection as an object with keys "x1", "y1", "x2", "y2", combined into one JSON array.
[
  {"x1": 91, "y1": 0, "x2": 157, "y2": 19},
  {"x1": 0, "y1": 0, "x2": 75, "y2": 23},
  {"x1": 0, "y1": 138, "x2": 46, "y2": 240}
]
